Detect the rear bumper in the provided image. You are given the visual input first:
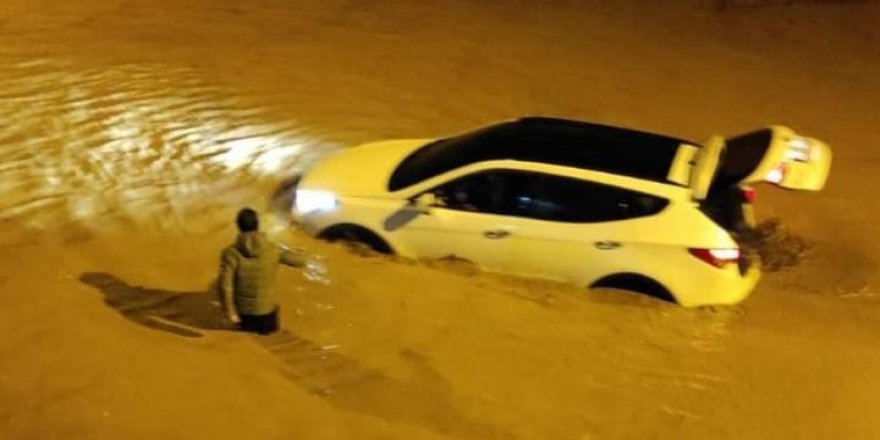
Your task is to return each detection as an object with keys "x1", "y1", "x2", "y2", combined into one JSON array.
[{"x1": 671, "y1": 261, "x2": 761, "y2": 307}]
